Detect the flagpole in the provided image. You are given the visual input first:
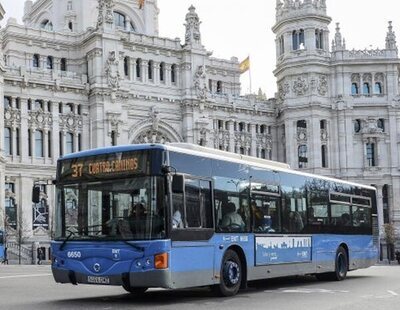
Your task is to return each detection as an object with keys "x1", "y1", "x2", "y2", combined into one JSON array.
[{"x1": 249, "y1": 63, "x2": 252, "y2": 94}]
